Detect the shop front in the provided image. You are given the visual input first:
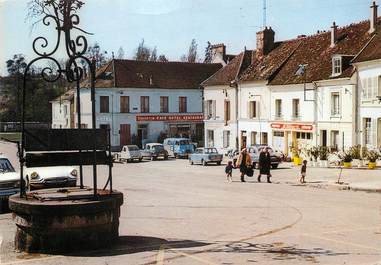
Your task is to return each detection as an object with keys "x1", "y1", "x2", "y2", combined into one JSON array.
[
  {"x1": 270, "y1": 122, "x2": 315, "y2": 155},
  {"x1": 136, "y1": 114, "x2": 204, "y2": 146}
]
